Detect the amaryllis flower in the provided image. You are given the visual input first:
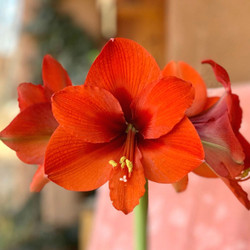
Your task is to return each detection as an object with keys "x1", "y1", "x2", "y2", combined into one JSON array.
[
  {"x1": 44, "y1": 38, "x2": 204, "y2": 214},
  {"x1": 163, "y1": 60, "x2": 250, "y2": 209},
  {"x1": 0, "y1": 55, "x2": 72, "y2": 191}
]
